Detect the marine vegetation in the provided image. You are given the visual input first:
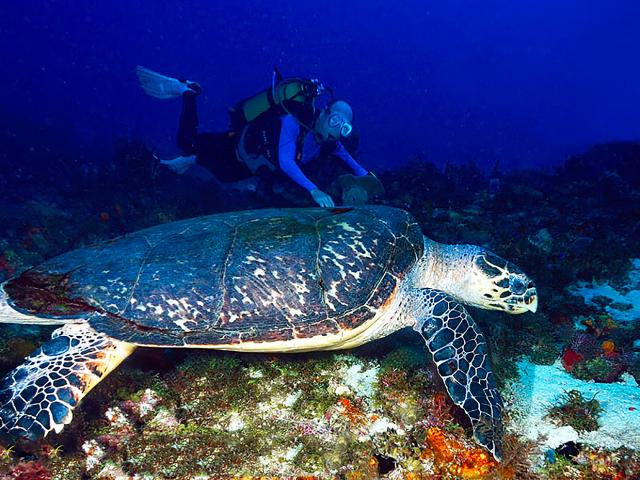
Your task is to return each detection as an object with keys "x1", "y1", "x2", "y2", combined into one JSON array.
[{"x1": 547, "y1": 390, "x2": 603, "y2": 433}]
